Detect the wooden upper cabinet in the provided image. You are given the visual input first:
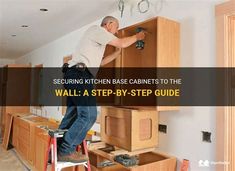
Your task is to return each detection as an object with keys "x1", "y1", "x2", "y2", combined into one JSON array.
[
  {"x1": 100, "y1": 17, "x2": 180, "y2": 110},
  {"x1": 103, "y1": 16, "x2": 180, "y2": 68}
]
